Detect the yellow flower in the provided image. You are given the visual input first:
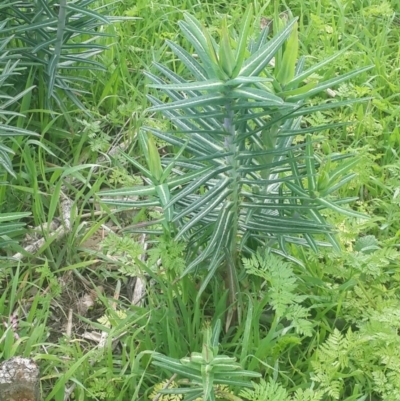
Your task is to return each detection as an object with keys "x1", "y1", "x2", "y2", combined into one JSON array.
[
  {"x1": 149, "y1": 381, "x2": 183, "y2": 401},
  {"x1": 149, "y1": 382, "x2": 234, "y2": 401}
]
